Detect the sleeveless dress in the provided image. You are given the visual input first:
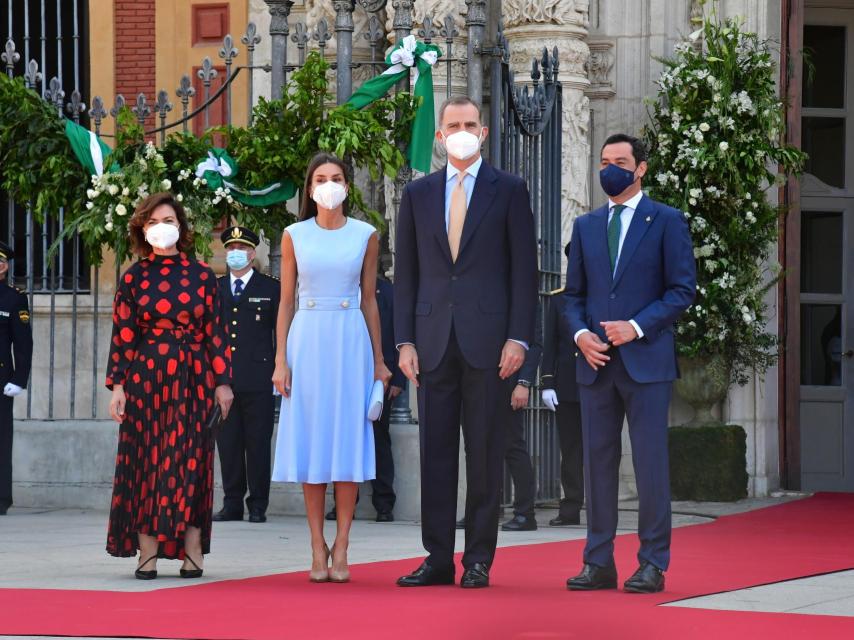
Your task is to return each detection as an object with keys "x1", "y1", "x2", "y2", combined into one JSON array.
[
  {"x1": 105, "y1": 253, "x2": 231, "y2": 559},
  {"x1": 272, "y1": 217, "x2": 377, "y2": 483}
]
